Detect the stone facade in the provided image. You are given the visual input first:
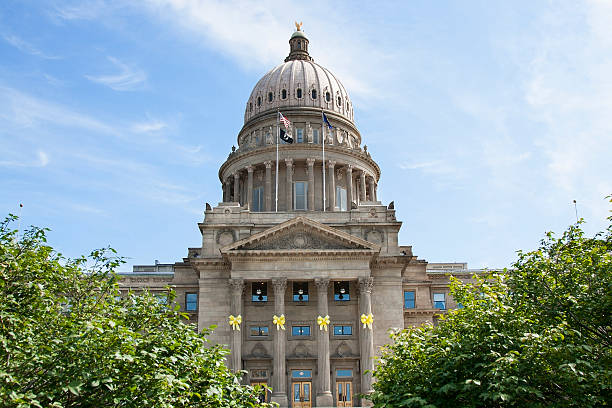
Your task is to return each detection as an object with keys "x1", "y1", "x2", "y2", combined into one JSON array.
[{"x1": 118, "y1": 27, "x2": 487, "y2": 408}]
